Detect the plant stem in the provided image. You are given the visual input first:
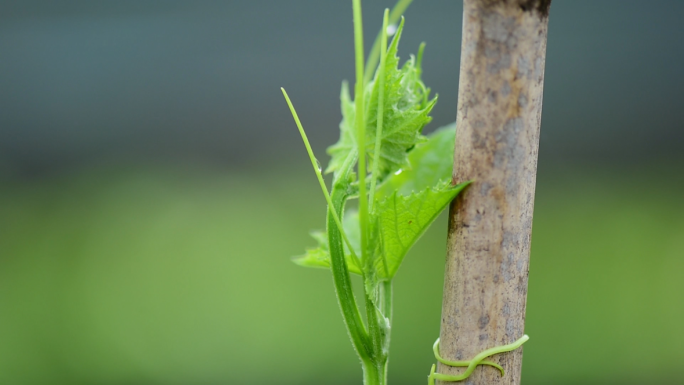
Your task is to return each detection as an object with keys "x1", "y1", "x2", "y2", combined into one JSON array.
[
  {"x1": 328, "y1": 170, "x2": 374, "y2": 362},
  {"x1": 351, "y1": 3, "x2": 391, "y2": 385},
  {"x1": 284, "y1": 87, "x2": 372, "y2": 362},
  {"x1": 382, "y1": 280, "x2": 392, "y2": 323},
  {"x1": 362, "y1": 360, "x2": 388, "y2": 385},
  {"x1": 368, "y1": 9, "x2": 389, "y2": 213},
  {"x1": 352, "y1": 0, "x2": 370, "y2": 269},
  {"x1": 281, "y1": 88, "x2": 362, "y2": 269}
]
